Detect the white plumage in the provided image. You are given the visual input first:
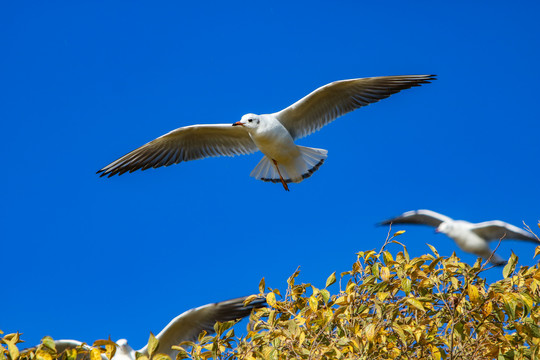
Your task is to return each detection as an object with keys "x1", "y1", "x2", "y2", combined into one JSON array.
[
  {"x1": 380, "y1": 209, "x2": 539, "y2": 266},
  {"x1": 24, "y1": 296, "x2": 265, "y2": 360},
  {"x1": 98, "y1": 75, "x2": 435, "y2": 190}
]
